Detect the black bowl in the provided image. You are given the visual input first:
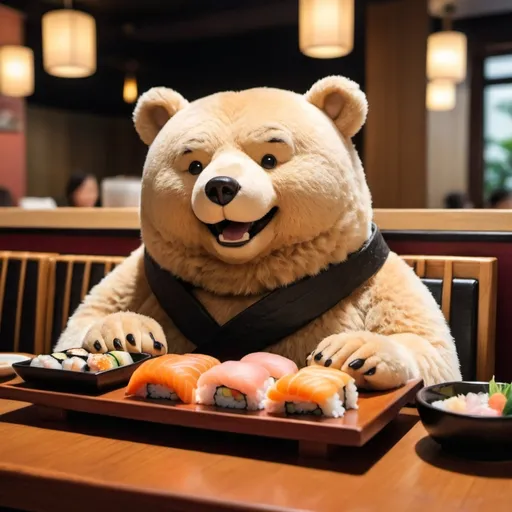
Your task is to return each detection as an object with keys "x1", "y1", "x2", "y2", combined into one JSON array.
[{"x1": 417, "y1": 381, "x2": 512, "y2": 460}]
